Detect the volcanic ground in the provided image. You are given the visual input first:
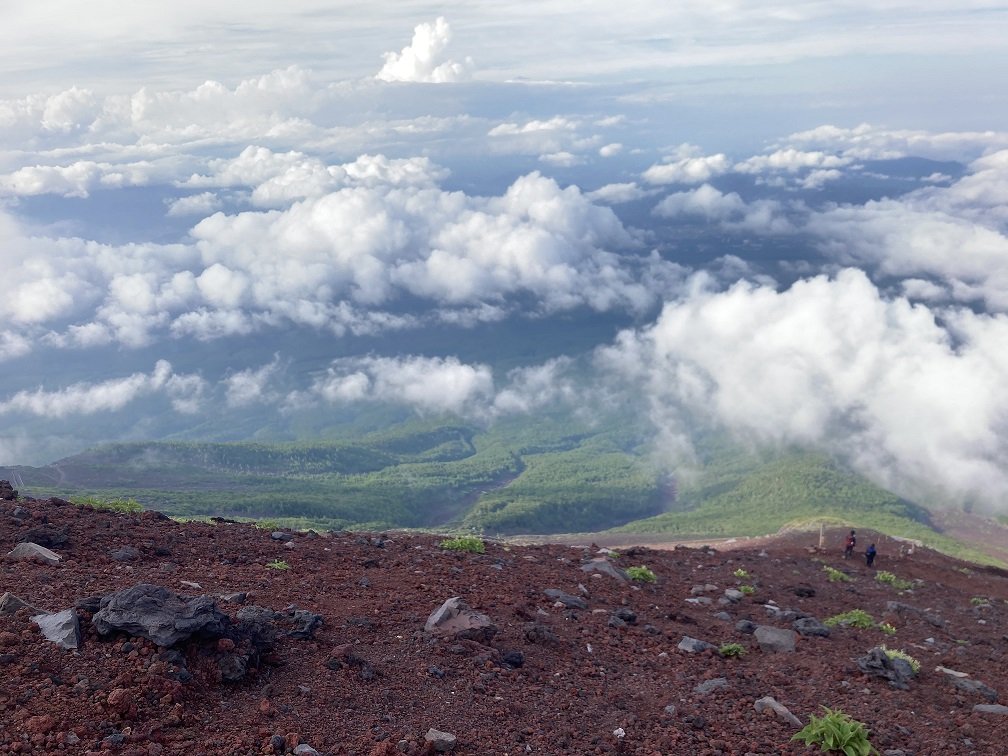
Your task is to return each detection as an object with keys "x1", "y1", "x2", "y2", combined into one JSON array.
[{"x1": 2, "y1": 489, "x2": 1008, "y2": 755}]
